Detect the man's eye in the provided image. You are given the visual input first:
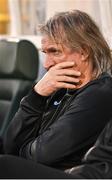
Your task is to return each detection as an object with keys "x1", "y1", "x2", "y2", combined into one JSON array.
[
  {"x1": 54, "y1": 51, "x2": 59, "y2": 54},
  {"x1": 53, "y1": 50, "x2": 61, "y2": 55},
  {"x1": 40, "y1": 49, "x2": 62, "y2": 56}
]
